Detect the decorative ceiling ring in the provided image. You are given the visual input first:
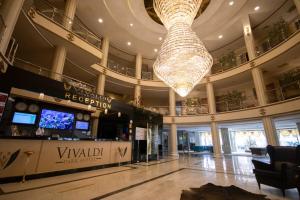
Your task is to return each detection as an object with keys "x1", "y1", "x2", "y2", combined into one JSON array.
[{"x1": 144, "y1": 0, "x2": 211, "y2": 25}]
